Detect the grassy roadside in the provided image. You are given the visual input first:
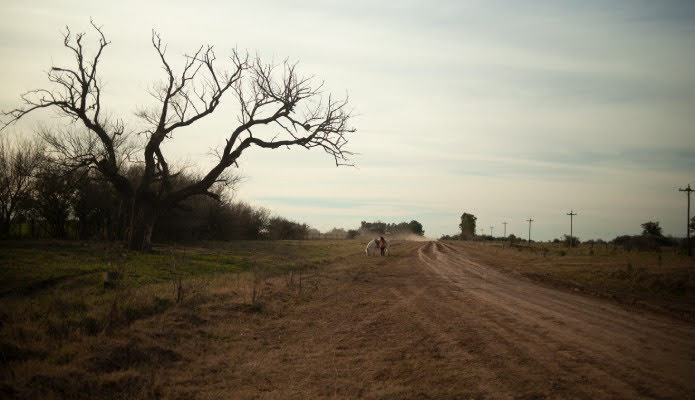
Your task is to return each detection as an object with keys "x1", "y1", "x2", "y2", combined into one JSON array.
[
  {"x1": 0, "y1": 240, "x2": 360, "y2": 292},
  {"x1": 445, "y1": 240, "x2": 695, "y2": 320},
  {"x1": 0, "y1": 239, "x2": 414, "y2": 399},
  {"x1": 0, "y1": 239, "x2": 365, "y2": 387}
]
